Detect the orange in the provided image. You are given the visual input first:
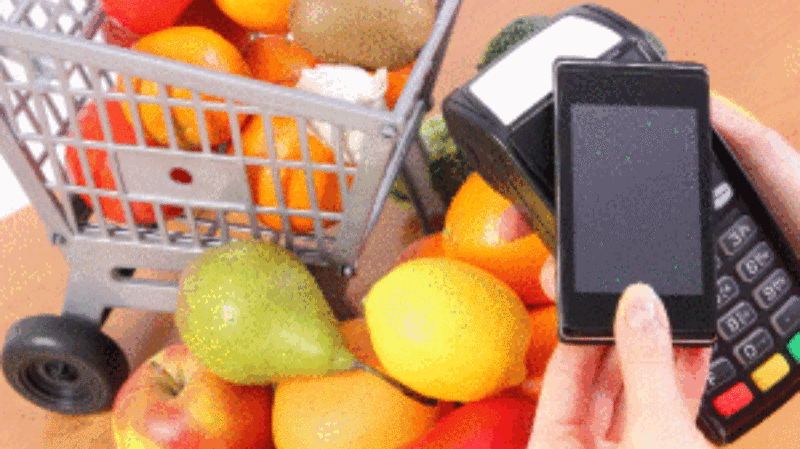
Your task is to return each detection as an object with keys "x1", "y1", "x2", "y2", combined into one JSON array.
[
  {"x1": 213, "y1": 0, "x2": 291, "y2": 33},
  {"x1": 338, "y1": 318, "x2": 383, "y2": 371},
  {"x1": 524, "y1": 305, "x2": 559, "y2": 383},
  {"x1": 244, "y1": 35, "x2": 319, "y2": 87},
  {"x1": 272, "y1": 369, "x2": 442, "y2": 449},
  {"x1": 236, "y1": 115, "x2": 352, "y2": 234},
  {"x1": 174, "y1": 0, "x2": 253, "y2": 53},
  {"x1": 442, "y1": 172, "x2": 553, "y2": 307},
  {"x1": 120, "y1": 26, "x2": 252, "y2": 150},
  {"x1": 385, "y1": 62, "x2": 414, "y2": 110}
]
